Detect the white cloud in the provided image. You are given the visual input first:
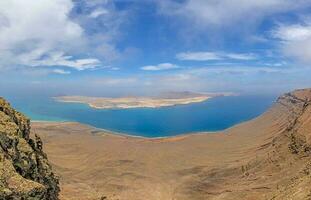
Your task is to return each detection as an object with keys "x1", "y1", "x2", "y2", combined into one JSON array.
[
  {"x1": 141, "y1": 63, "x2": 180, "y2": 71},
  {"x1": 94, "y1": 78, "x2": 137, "y2": 86},
  {"x1": 89, "y1": 8, "x2": 109, "y2": 18},
  {"x1": 273, "y1": 24, "x2": 311, "y2": 41},
  {"x1": 79, "y1": 1, "x2": 129, "y2": 63},
  {"x1": 157, "y1": 0, "x2": 309, "y2": 27},
  {"x1": 53, "y1": 69, "x2": 71, "y2": 74},
  {"x1": 263, "y1": 61, "x2": 287, "y2": 67},
  {"x1": 111, "y1": 67, "x2": 120, "y2": 70},
  {"x1": 176, "y1": 51, "x2": 257, "y2": 61},
  {"x1": 225, "y1": 53, "x2": 257, "y2": 60},
  {"x1": 0, "y1": 0, "x2": 88, "y2": 69},
  {"x1": 0, "y1": 0, "x2": 128, "y2": 71},
  {"x1": 0, "y1": 0, "x2": 83, "y2": 47},
  {"x1": 273, "y1": 22, "x2": 311, "y2": 65},
  {"x1": 18, "y1": 51, "x2": 101, "y2": 70},
  {"x1": 189, "y1": 66, "x2": 285, "y2": 74},
  {"x1": 176, "y1": 52, "x2": 222, "y2": 61}
]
